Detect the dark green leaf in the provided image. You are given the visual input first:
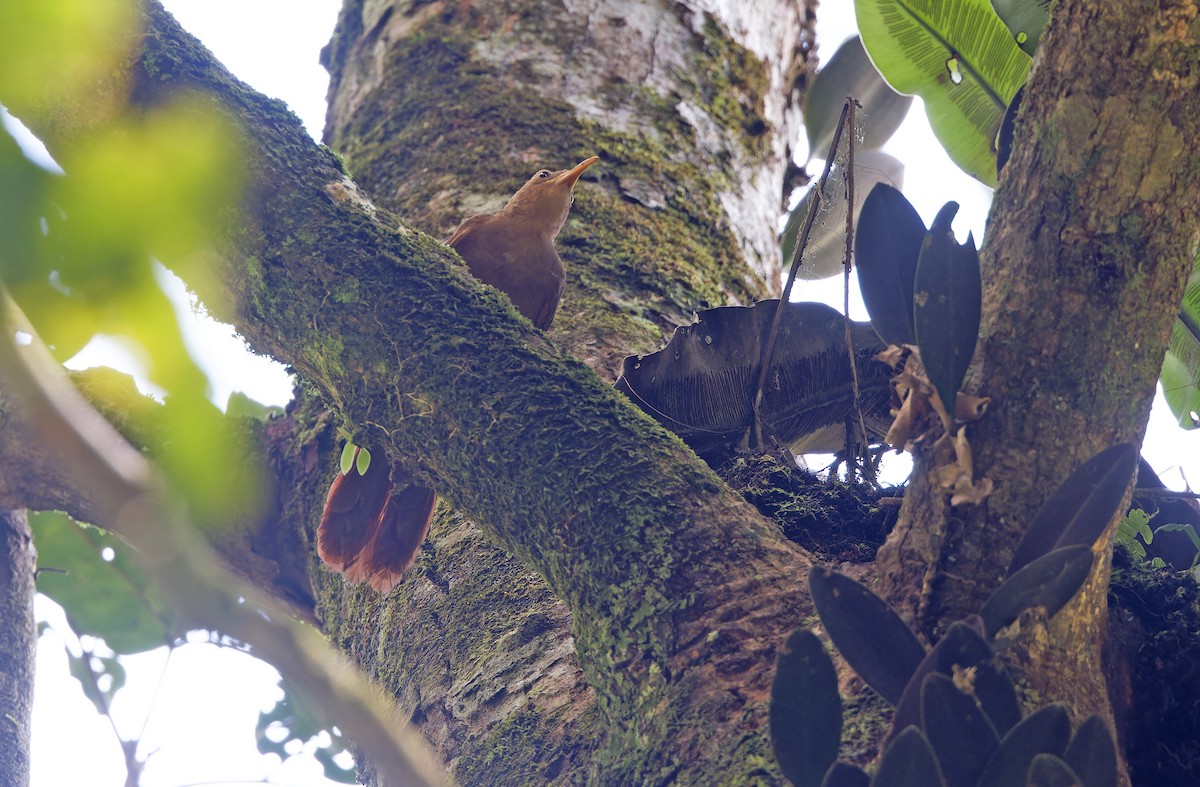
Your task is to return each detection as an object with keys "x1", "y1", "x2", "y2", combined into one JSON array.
[
  {"x1": 1062, "y1": 716, "x2": 1118, "y2": 787},
  {"x1": 808, "y1": 567, "x2": 926, "y2": 705},
  {"x1": 614, "y1": 301, "x2": 894, "y2": 464},
  {"x1": 1027, "y1": 753, "x2": 1084, "y2": 787},
  {"x1": 770, "y1": 629, "x2": 843, "y2": 787},
  {"x1": 804, "y1": 35, "x2": 913, "y2": 159},
  {"x1": 889, "y1": 619, "x2": 1019, "y2": 745},
  {"x1": 871, "y1": 726, "x2": 945, "y2": 787},
  {"x1": 977, "y1": 704, "x2": 1071, "y2": 787},
  {"x1": 822, "y1": 761, "x2": 871, "y2": 787},
  {"x1": 991, "y1": 0, "x2": 1051, "y2": 55},
  {"x1": 921, "y1": 673, "x2": 998, "y2": 787},
  {"x1": 913, "y1": 201, "x2": 981, "y2": 416},
  {"x1": 982, "y1": 545, "x2": 1094, "y2": 638},
  {"x1": 996, "y1": 85, "x2": 1024, "y2": 176},
  {"x1": 1008, "y1": 444, "x2": 1138, "y2": 575},
  {"x1": 32, "y1": 511, "x2": 177, "y2": 653},
  {"x1": 855, "y1": 184, "x2": 926, "y2": 346}
]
